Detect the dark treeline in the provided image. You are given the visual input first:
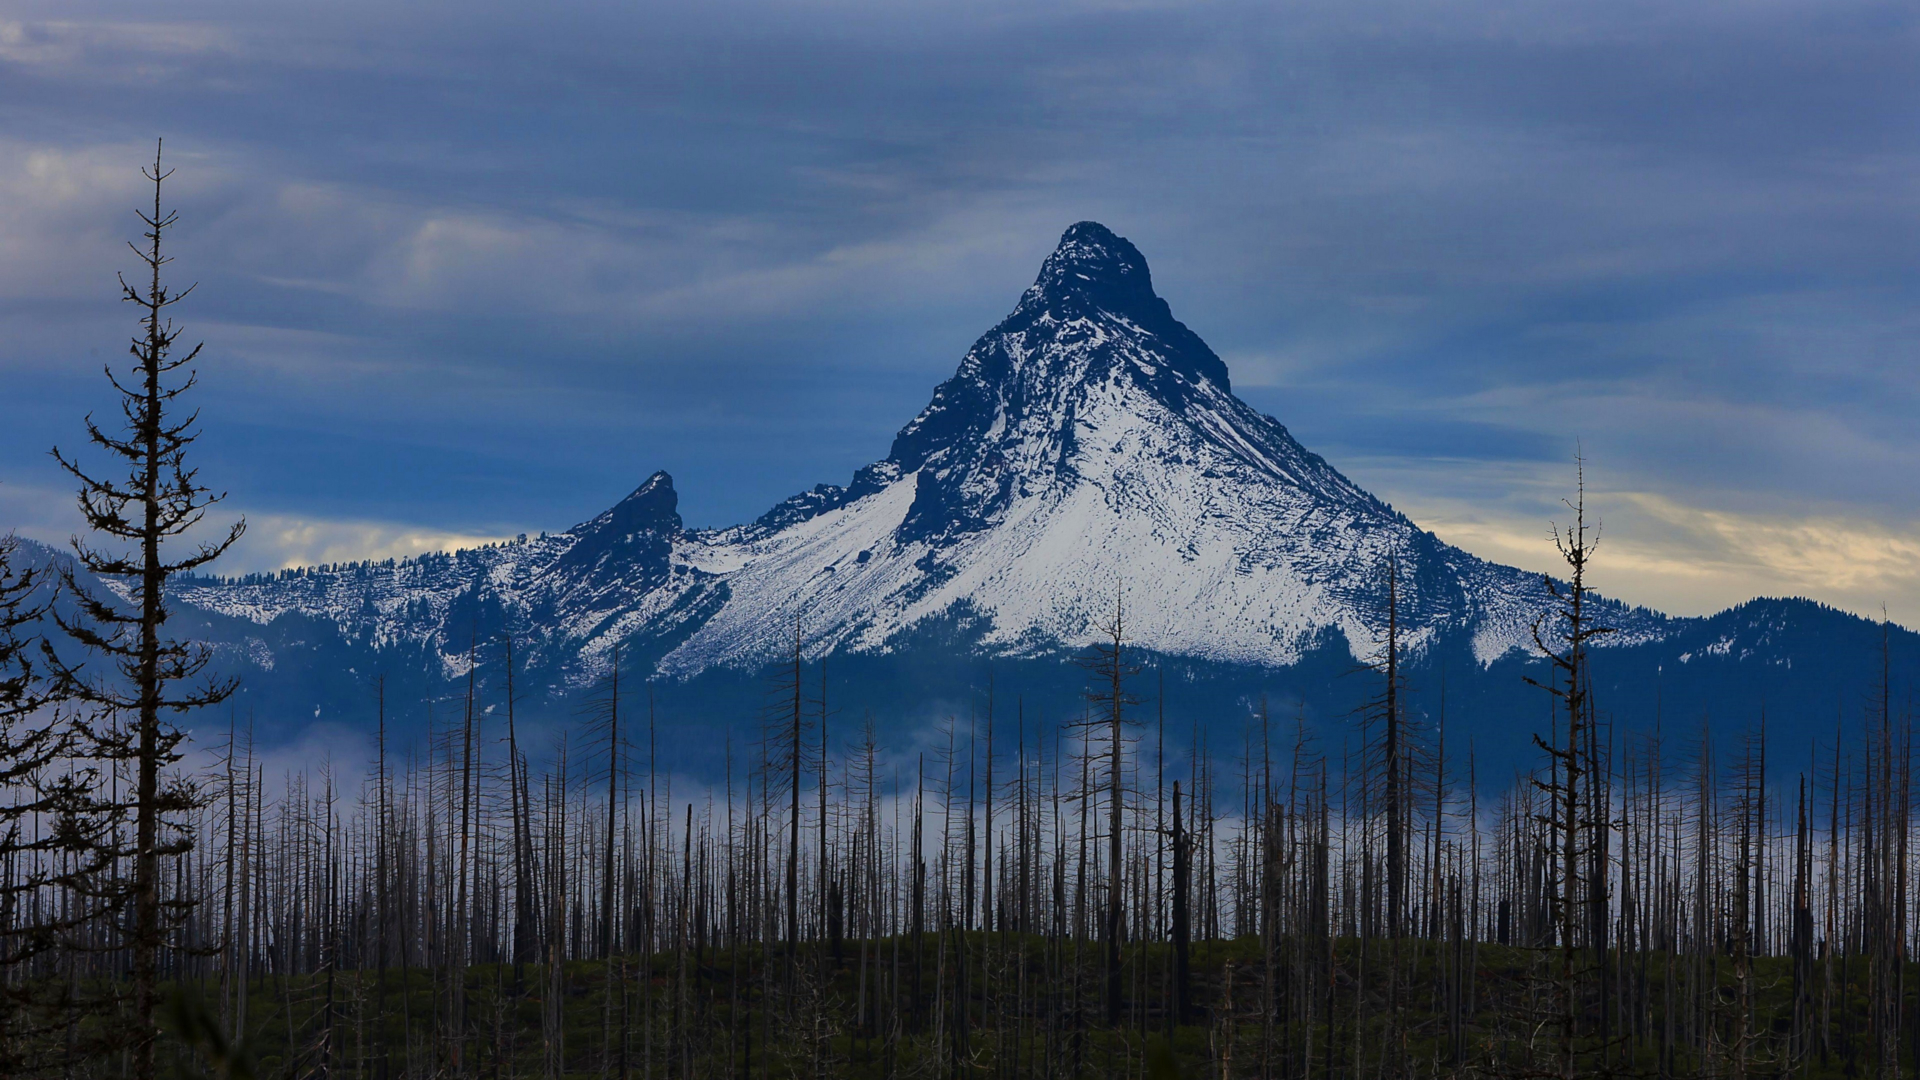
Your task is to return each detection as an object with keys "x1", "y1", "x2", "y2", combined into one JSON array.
[{"x1": 3, "y1": 149, "x2": 1918, "y2": 1080}]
